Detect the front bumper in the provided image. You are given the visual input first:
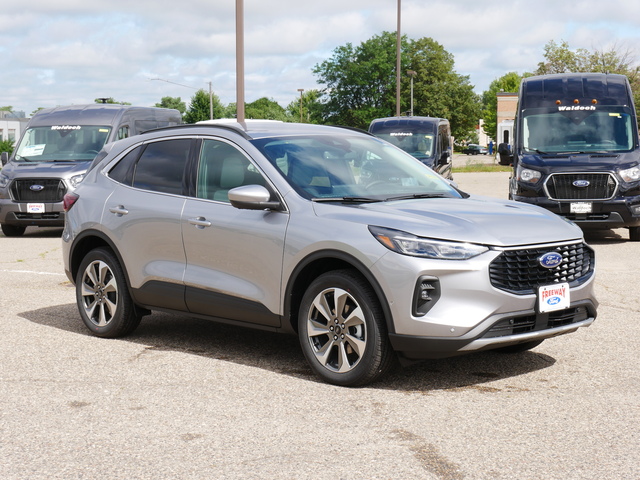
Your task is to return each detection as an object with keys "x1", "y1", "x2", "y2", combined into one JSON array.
[
  {"x1": 389, "y1": 299, "x2": 597, "y2": 360},
  {"x1": 0, "y1": 202, "x2": 65, "y2": 227}
]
